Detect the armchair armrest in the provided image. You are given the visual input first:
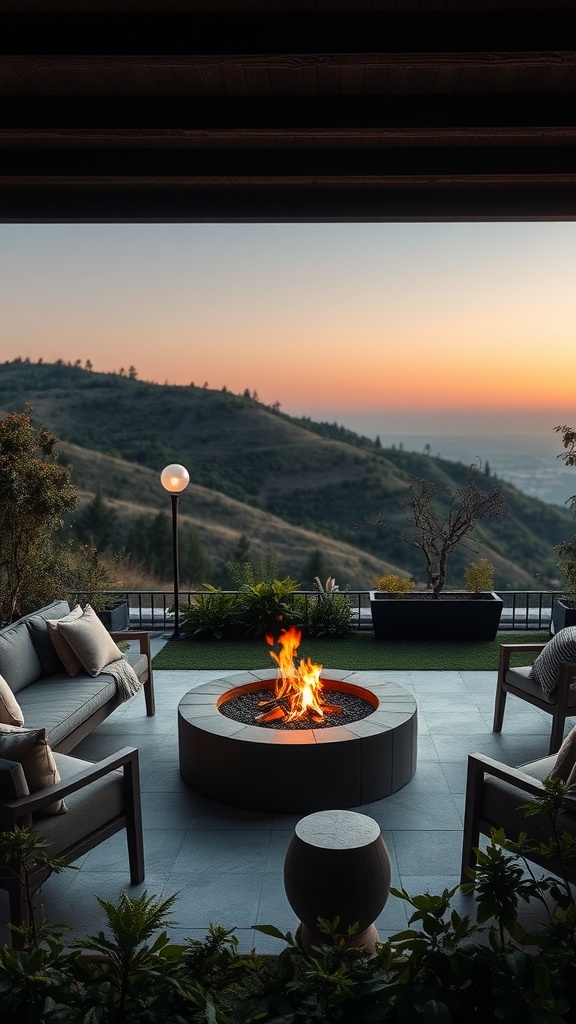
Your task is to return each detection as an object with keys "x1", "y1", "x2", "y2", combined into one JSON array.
[
  {"x1": 110, "y1": 631, "x2": 155, "y2": 716},
  {"x1": 498, "y1": 642, "x2": 546, "y2": 675},
  {"x1": 467, "y1": 751, "x2": 576, "y2": 809},
  {"x1": 1, "y1": 746, "x2": 141, "y2": 826}
]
